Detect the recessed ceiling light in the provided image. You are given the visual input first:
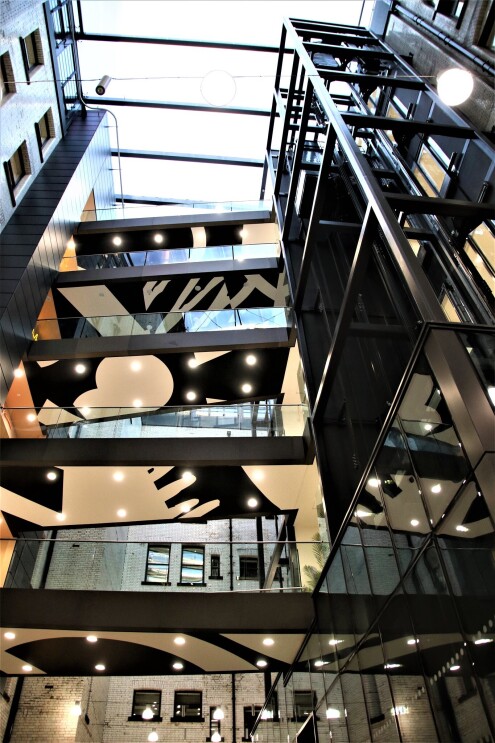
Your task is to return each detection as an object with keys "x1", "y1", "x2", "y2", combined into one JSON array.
[
  {"x1": 314, "y1": 659, "x2": 326, "y2": 667},
  {"x1": 46, "y1": 471, "x2": 57, "y2": 481},
  {"x1": 431, "y1": 483, "x2": 442, "y2": 493},
  {"x1": 407, "y1": 638, "x2": 419, "y2": 645},
  {"x1": 95, "y1": 664, "x2": 105, "y2": 671},
  {"x1": 488, "y1": 386, "x2": 495, "y2": 405},
  {"x1": 67, "y1": 238, "x2": 76, "y2": 250},
  {"x1": 75, "y1": 364, "x2": 86, "y2": 374},
  {"x1": 112, "y1": 236, "x2": 122, "y2": 246},
  {"x1": 56, "y1": 513, "x2": 66, "y2": 522},
  {"x1": 86, "y1": 635, "x2": 98, "y2": 643},
  {"x1": 130, "y1": 361, "x2": 142, "y2": 372},
  {"x1": 241, "y1": 383, "x2": 252, "y2": 393},
  {"x1": 450, "y1": 665, "x2": 460, "y2": 671},
  {"x1": 14, "y1": 368, "x2": 24, "y2": 378},
  {"x1": 182, "y1": 471, "x2": 194, "y2": 482},
  {"x1": 262, "y1": 638, "x2": 274, "y2": 646},
  {"x1": 474, "y1": 638, "x2": 493, "y2": 645},
  {"x1": 252, "y1": 469, "x2": 264, "y2": 481},
  {"x1": 256, "y1": 659, "x2": 267, "y2": 668},
  {"x1": 247, "y1": 497, "x2": 258, "y2": 508},
  {"x1": 188, "y1": 359, "x2": 199, "y2": 369},
  {"x1": 329, "y1": 639, "x2": 343, "y2": 646},
  {"x1": 22, "y1": 665, "x2": 33, "y2": 672},
  {"x1": 239, "y1": 229, "x2": 246, "y2": 239},
  {"x1": 4, "y1": 632, "x2": 15, "y2": 640},
  {"x1": 117, "y1": 509, "x2": 127, "y2": 518},
  {"x1": 133, "y1": 399, "x2": 143, "y2": 408},
  {"x1": 81, "y1": 407, "x2": 91, "y2": 416},
  {"x1": 424, "y1": 423, "x2": 433, "y2": 432},
  {"x1": 456, "y1": 524, "x2": 469, "y2": 532},
  {"x1": 153, "y1": 234, "x2": 164, "y2": 244},
  {"x1": 174, "y1": 637, "x2": 186, "y2": 645},
  {"x1": 172, "y1": 662, "x2": 184, "y2": 670},
  {"x1": 181, "y1": 503, "x2": 191, "y2": 513},
  {"x1": 326, "y1": 708, "x2": 341, "y2": 719},
  {"x1": 186, "y1": 391, "x2": 196, "y2": 401},
  {"x1": 410, "y1": 519, "x2": 420, "y2": 527},
  {"x1": 384, "y1": 663, "x2": 402, "y2": 669},
  {"x1": 26, "y1": 413, "x2": 37, "y2": 422},
  {"x1": 113, "y1": 471, "x2": 125, "y2": 482},
  {"x1": 246, "y1": 355, "x2": 257, "y2": 366},
  {"x1": 367, "y1": 478, "x2": 381, "y2": 488},
  {"x1": 355, "y1": 509, "x2": 371, "y2": 519}
]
